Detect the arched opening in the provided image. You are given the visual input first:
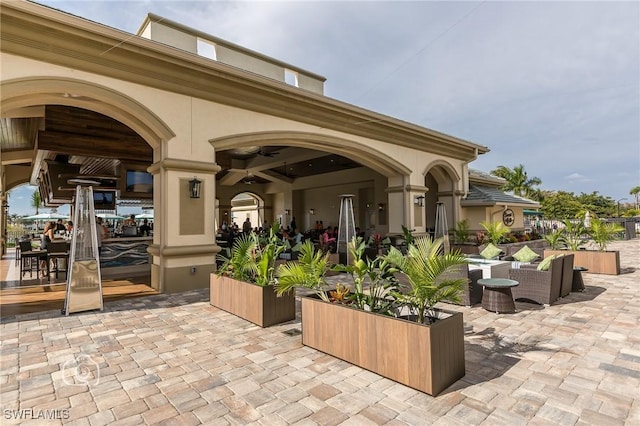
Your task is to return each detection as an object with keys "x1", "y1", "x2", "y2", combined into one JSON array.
[
  {"x1": 230, "y1": 192, "x2": 265, "y2": 232},
  {"x1": 423, "y1": 161, "x2": 460, "y2": 235},
  {"x1": 1, "y1": 78, "x2": 174, "y2": 310}
]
